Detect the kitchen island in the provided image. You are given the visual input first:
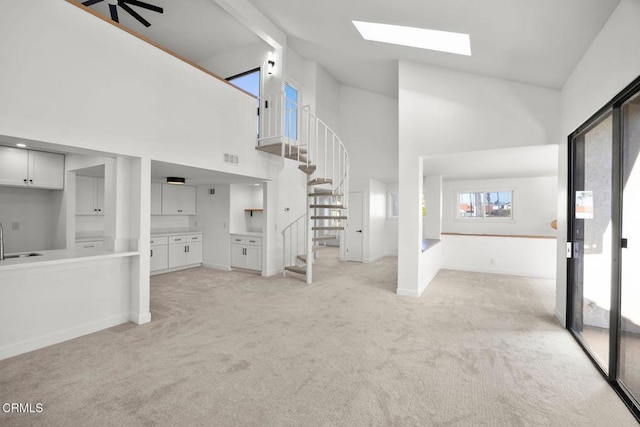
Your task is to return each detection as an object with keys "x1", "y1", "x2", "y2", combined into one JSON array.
[{"x1": 0, "y1": 247, "x2": 139, "y2": 360}]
